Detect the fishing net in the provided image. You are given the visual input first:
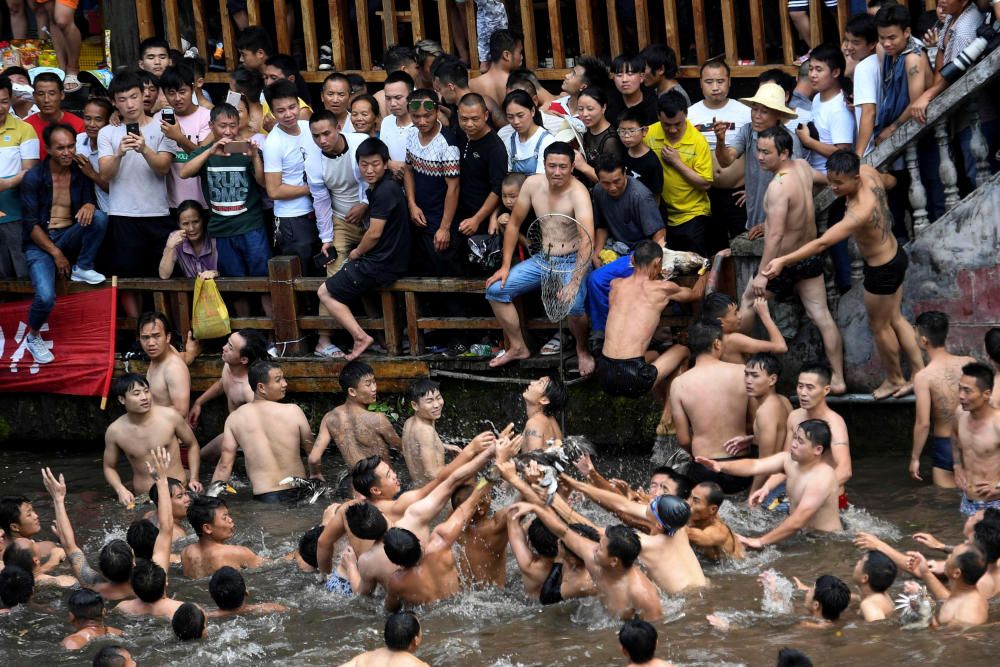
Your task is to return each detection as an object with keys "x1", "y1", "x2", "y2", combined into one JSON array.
[{"x1": 525, "y1": 214, "x2": 593, "y2": 322}]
